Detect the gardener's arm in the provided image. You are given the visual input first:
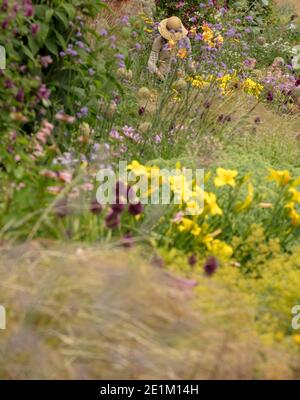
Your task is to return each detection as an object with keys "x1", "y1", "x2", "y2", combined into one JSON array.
[{"x1": 148, "y1": 36, "x2": 164, "y2": 79}]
